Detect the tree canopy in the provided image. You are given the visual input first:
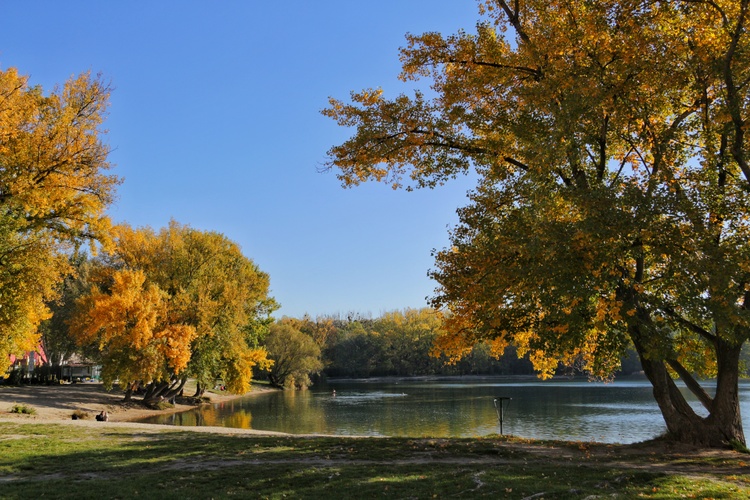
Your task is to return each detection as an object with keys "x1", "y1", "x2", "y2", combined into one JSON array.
[
  {"x1": 70, "y1": 221, "x2": 275, "y2": 402},
  {"x1": 0, "y1": 68, "x2": 118, "y2": 372},
  {"x1": 264, "y1": 322, "x2": 323, "y2": 389},
  {"x1": 324, "y1": 0, "x2": 750, "y2": 447}
]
